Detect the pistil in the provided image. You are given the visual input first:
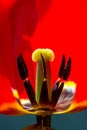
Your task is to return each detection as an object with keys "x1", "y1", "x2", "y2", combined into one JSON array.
[{"x1": 32, "y1": 49, "x2": 55, "y2": 103}]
